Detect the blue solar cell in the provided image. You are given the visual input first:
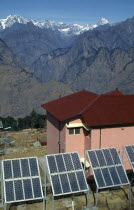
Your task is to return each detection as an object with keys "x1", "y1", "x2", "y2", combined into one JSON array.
[
  {"x1": 29, "y1": 158, "x2": 39, "y2": 176},
  {"x1": 63, "y1": 154, "x2": 74, "y2": 171},
  {"x1": 60, "y1": 174, "x2": 71, "y2": 193},
  {"x1": 116, "y1": 166, "x2": 128, "y2": 184},
  {"x1": 94, "y1": 169, "x2": 105, "y2": 188},
  {"x1": 110, "y1": 148, "x2": 121, "y2": 165},
  {"x1": 96, "y1": 150, "x2": 106, "y2": 167},
  {"x1": 14, "y1": 180, "x2": 24, "y2": 201},
  {"x1": 47, "y1": 156, "x2": 58, "y2": 174},
  {"x1": 101, "y1": 168, "x2": 113, "y2": 186},
  {"x1": 3, "y1": 161, "x2": 12, "y2": 179},
  {"x1": 68, "y1": 173, "x2": 79, "y2": 192},
  {"x1": 51, "y1": 175, "x2": 62, "y2": 195},
  {"x1": 71, "y1": 153, "x2": 82, "y2": 170},
  {"x1": 109, "y1": 167, "x2": 121, "y2": 185},
  {"x1": 12, "y1": 160, "x2": 21, "y2": 178},
  {"x1": 5, "y1": 181, "x2": 14, "y2": 202},
  {"x1": 88, "y1": 151, "x2": 99, "y2": 168},
  {"x1": 103, "y1": 149, "x2": 114, "y2": 166},
  {"x1": 126, "y1": 146, "x2": 134, "y2": 162},
  {"x1": 23, "y1": 179, "x2": 33, "y2": 199},
  {"x1": 76, "y1": 171, "x2": 88, "y2": 191},
  {"x1": 55, "y1": 154, "x2": 66, "y2": 172},
  {"x1": 32, "y1": 178, "x2": 42, "y2": 198},
  {"x1": 21, "y1": 159, "x2": 30, "y2": 177}
]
